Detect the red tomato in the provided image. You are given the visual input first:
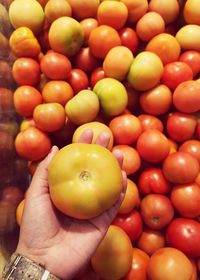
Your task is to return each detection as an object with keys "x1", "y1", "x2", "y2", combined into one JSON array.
[
  {"x1": 166, "y1": 218, "x2": 200, "y2": 258},
  {"x1": 161, "y1": 61, "x2": 193, "y2": 90},
  {"x1": 140, "y1": 194, "x2": 174, "y2": 230},
  {"x1": 15, "y1": 127, "x2": 51, "y2": 161},
  {"x1": 179, "y1": 139, "x2": 200, "y2": 164},
  {"x1": 112, "y1": 210, "x2": 143, "y2": 241},
  {"x1": 179, "y1": 50, "x2": 200, "y2": 77},
  {"x1": 13, "y1": 86, "x2": 43, "y2": 117},
  {"x1": 90, "y1": 67, "x2": 106, "y2": 88},
  {"x1": 166, "y1": 112, "x2": 197, "y2": 142},
  {"x1": 138, "y1": 167, "x2": 171, "y2": 194},
  {"x1": 40, "y1": 50, "x2": 72, "y2": 80},
  {"x1": 123, "y1": 248, "x2": 150, "y2": 280},
  {"x1": 162, "y1": 151, "x2": 200, "y2": 184},
  {"x1": 67, "y1": 68, "x2": 89, "y2": 94},
  {"x1": 170, "y1": 183, "x2": 200, "y2": 218},
  {"x1": 72, "y1": 47, "x2": 100, "y2": 73},
  {"x1": 173, "y1": 80, "x2": 200, "y2": 113},
  {"x1": 136, "y1": 129, "x2": 170, "y2": 163},
  {"x1": 80, "y1": 18, "x2": 98, "y2": 46},
  {"x1": 12, "y1": 57, "x2": 40, "y2": 86},
  {"x1": 139, "y1": 84, "x2": 172, "y2": 116},
  {"x1": 138, "y1": 114, "x2": 164, "y2": 132},
  {"x1": 109, "y1": 114, "x2": 142, "y2": 145},
  {"x1": 118, "y1": 27, "x2": 139, "y2": 54},
  {"x1": 137, "y1": 228, "x2": 165, "y2": 256}
]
